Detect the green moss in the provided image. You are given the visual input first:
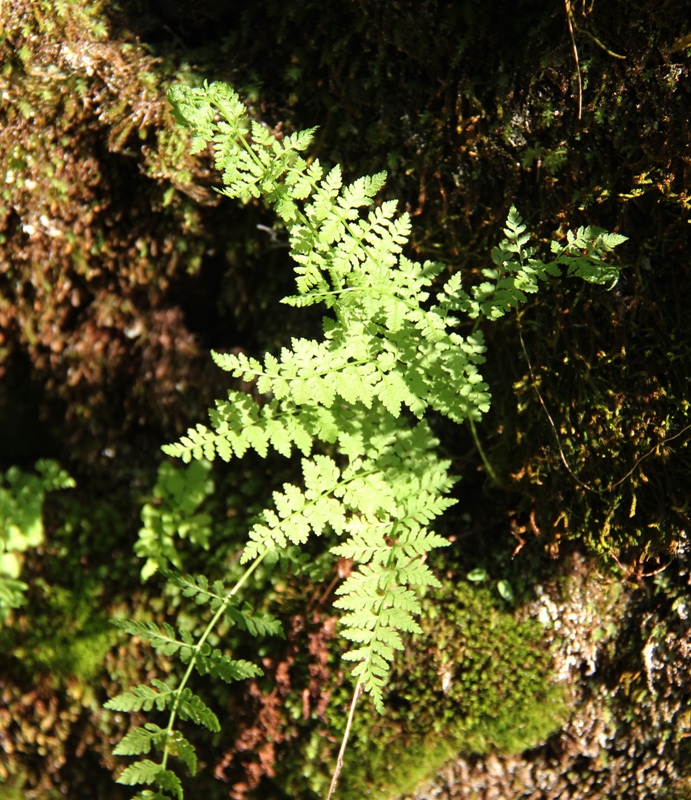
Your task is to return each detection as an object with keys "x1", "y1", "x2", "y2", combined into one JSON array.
[
  {"x1": 2, "y1": 582, "x2": 115, "y2": 685},
  {"x1": 0, "y1": 787, "x2": 43, "y2": 800},
  {"x1": 490, "y1": 292, "x2": 691, "y2": 565}
]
